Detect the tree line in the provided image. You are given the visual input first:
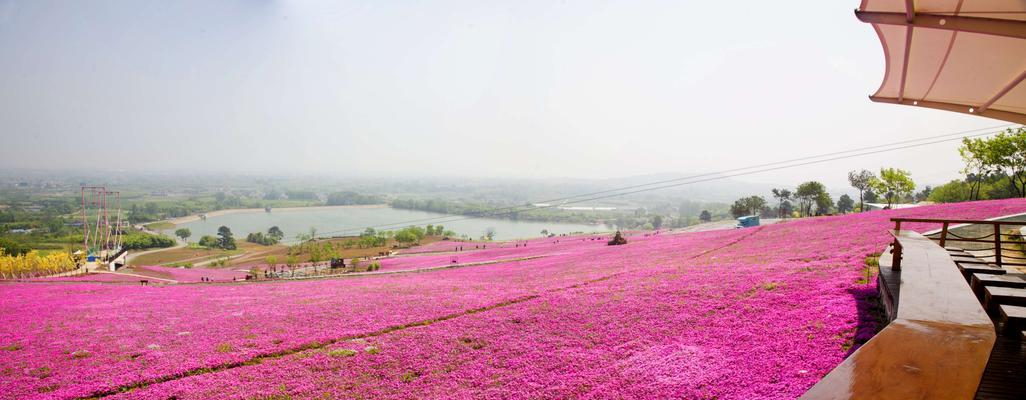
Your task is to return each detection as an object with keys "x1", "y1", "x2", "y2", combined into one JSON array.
[
  {"x1": 728, "y1": 166, "x2": 922, "y2": 219},
  {"x1": 929, "y1": 127, "x2": 1026, "y2": 202}
]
